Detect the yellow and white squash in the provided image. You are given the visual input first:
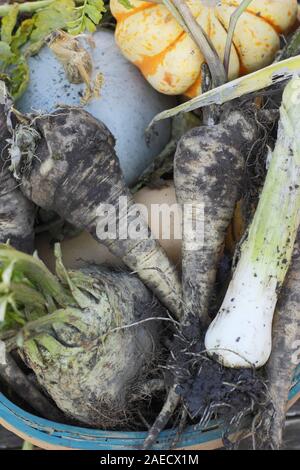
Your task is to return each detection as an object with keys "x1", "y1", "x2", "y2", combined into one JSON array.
[{"x1": 110, "y1": 0, "x2": 298, "y2": 96}]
